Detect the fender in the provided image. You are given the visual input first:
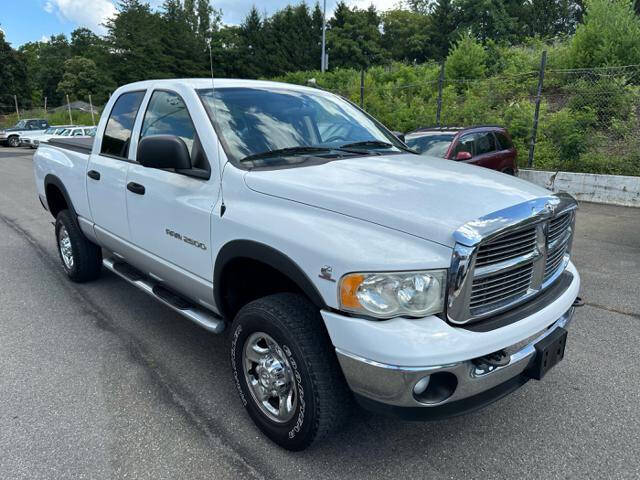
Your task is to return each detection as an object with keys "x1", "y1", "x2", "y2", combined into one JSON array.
[
  {"x1": 214, "y1": 240, "x2": 327, "y2": 317},
  {"x1": 44, "y1": 174, "x2": 78, "y2": 223}
]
